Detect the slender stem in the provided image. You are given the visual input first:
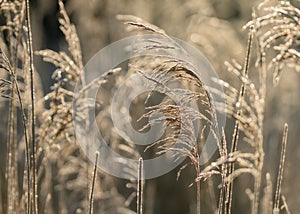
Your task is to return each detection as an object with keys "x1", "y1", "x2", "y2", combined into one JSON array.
[
  {"x1": 196, "y1": 176, "x2": 201, "y2": 214},
  {"x1": 262, "y1": 173, "x2": 272, "y2": 214},
  {"x1": 0, "y1": 175, "x2": 2, "y2": 213},
  {"x1": 218, "y1": 183, "x2": 224, "y2": 214},
  {"x1": 25, "y1": 0, "x2": 37, "y2": 213},
  {"x1": 219, "y1": 129, "x2": 228, "y2": 214},
  {"x1": 196, "y1": 157, "x2": 201, "y2": 214},
  {"x1": 252, "y1": 26, "x2": 267, "y2": 214},
  {"x1": 14, "y1": 75, "x2": 31, "y2": 214},
  {"x1": 273, "y1": 124, "x2": 288, "y2": 212},
  {"x1": 89, "y1": 152, "x2": 99, "y2": 214},
  {"x1": 226, "y1": 29, "x2": 253, "y2": 214},
  {"x1": 281, "y1": 195, "x2": 291, "y2": 214},
  {"x1": 137, "y1": 158, "x2": 144, "y2": 214}
]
